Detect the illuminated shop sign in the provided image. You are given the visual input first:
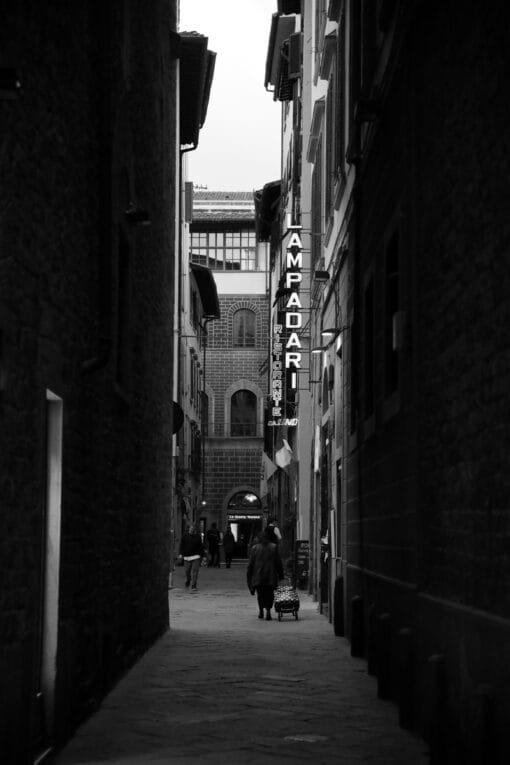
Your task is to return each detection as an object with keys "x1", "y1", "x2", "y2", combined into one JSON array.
[
  {"x1": 268, "y1": 215, "x2": 302, "y2": 428},
  {"x1": 228, "y1": 513, "x2": 262, "y2": 521}
]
